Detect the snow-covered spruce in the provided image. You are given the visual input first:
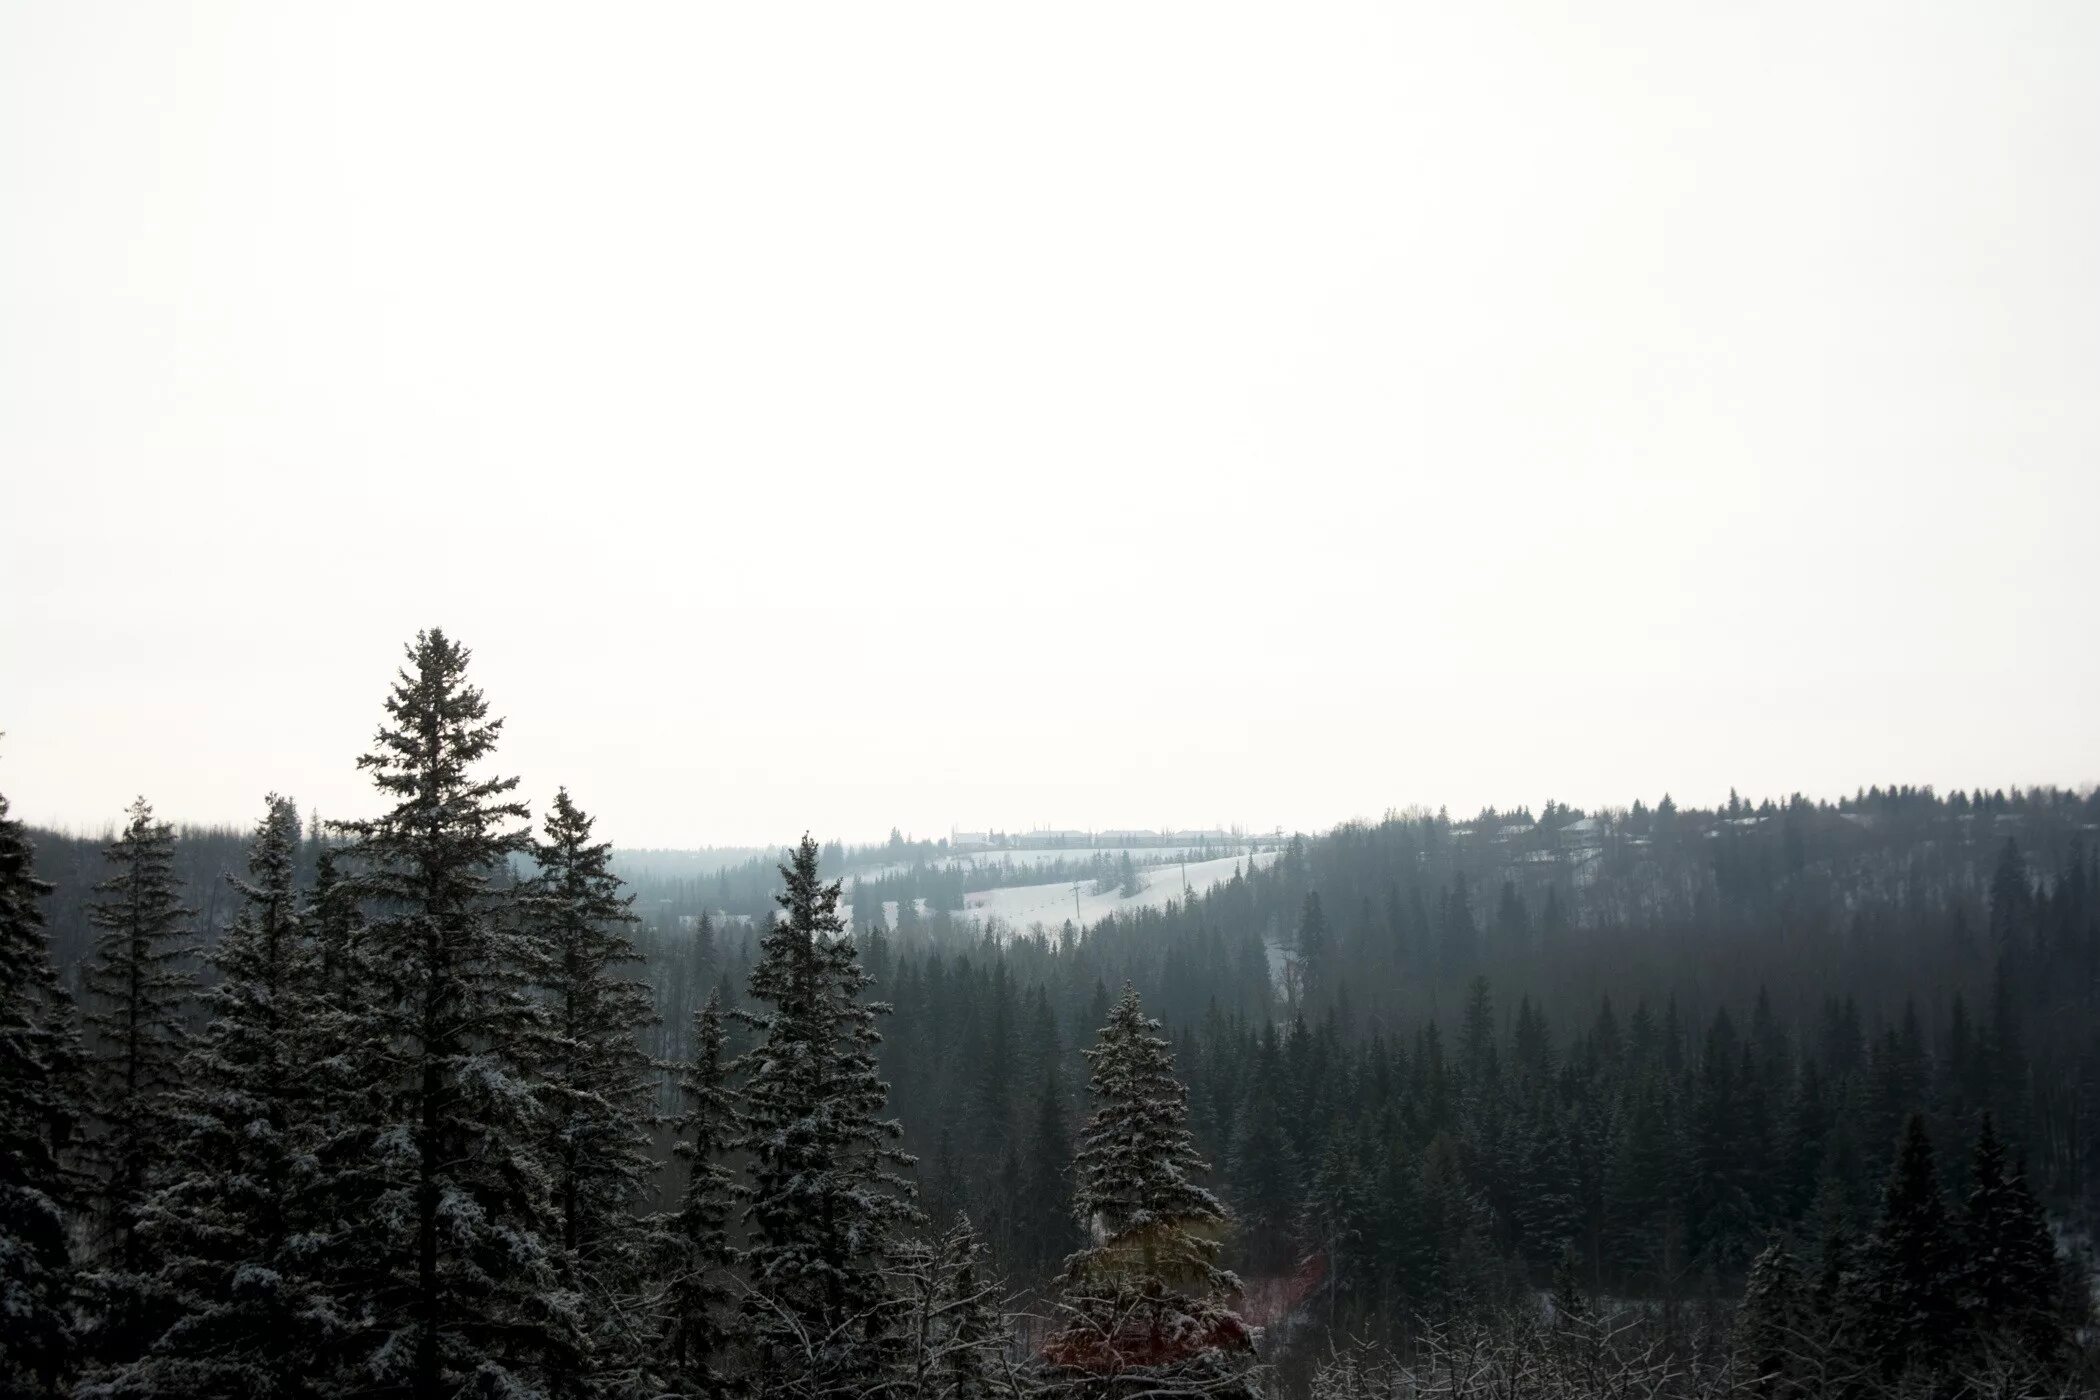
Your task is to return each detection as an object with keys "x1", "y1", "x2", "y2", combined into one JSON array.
[
  {"x1": 88, "y1": 795, "x2": 344, "y2": 1398},
  {"x1": 335, "y1": 629, "x2": 584, "y2": 1397},
  {"x1": 521, "y1": 786, "x2": 662, "y2": 1398},
  {"x1": 729, "y1": 834, "x2": 921, "y2": 1399},
  {"x1": 76, "y1": 796, "x2": 198, "y2": 1370},
  {"x1": 0, "y1": 779, "x2": 88, "y2": 1396},
  {"x1": 659, "y1": 990, "x2": 739, "y2": 1400},
  {"x1": 1043, "y1": 982, "x2": 1258, "y2": 1400}
]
